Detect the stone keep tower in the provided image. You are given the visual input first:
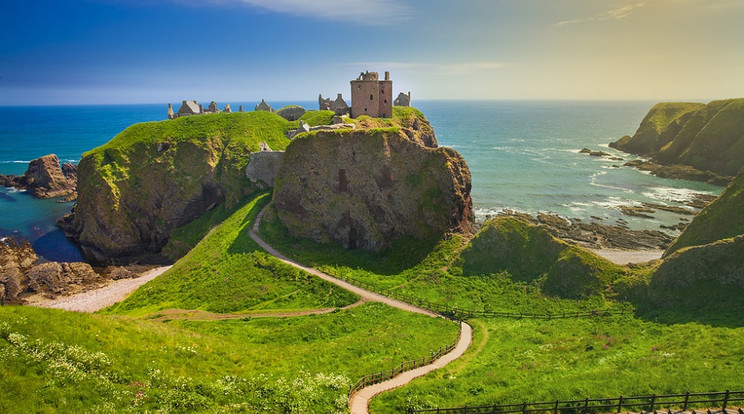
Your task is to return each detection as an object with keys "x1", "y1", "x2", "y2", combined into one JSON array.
[{"x1": 351, "y1": 71, "x2": 393, "y2": 118}]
